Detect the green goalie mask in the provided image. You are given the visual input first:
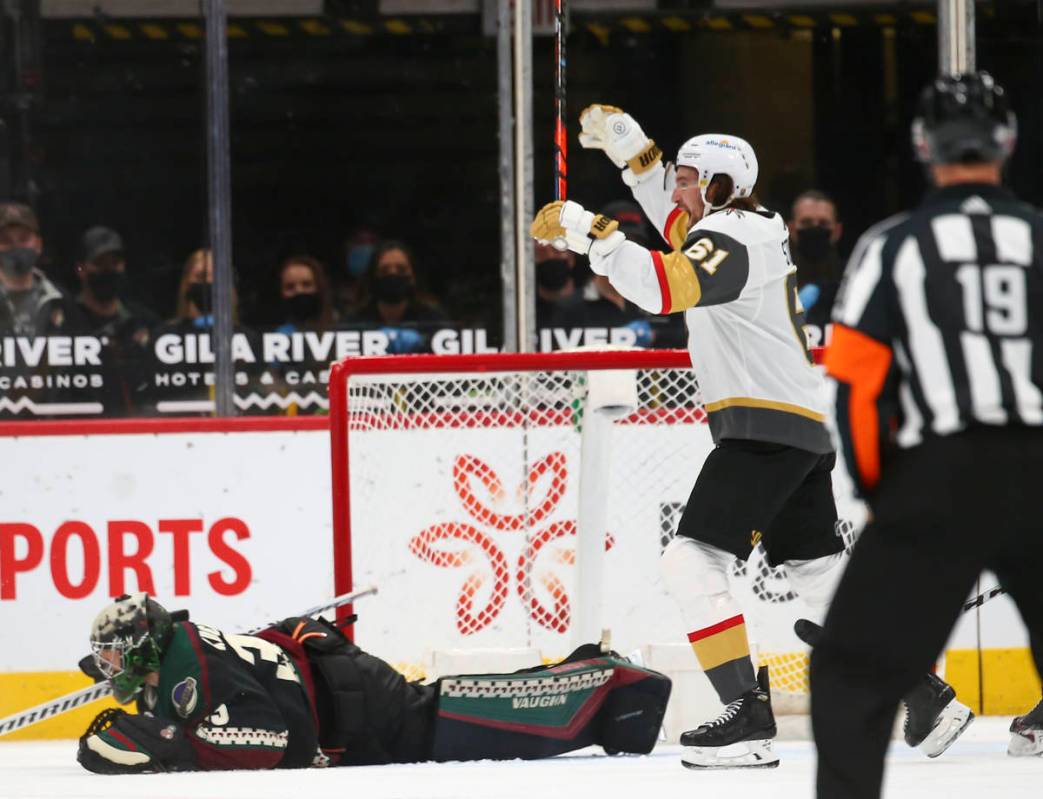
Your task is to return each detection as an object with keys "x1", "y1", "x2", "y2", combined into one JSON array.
[{"x1": 89, "y1": 593, "x2": 174, "y2": 704}]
